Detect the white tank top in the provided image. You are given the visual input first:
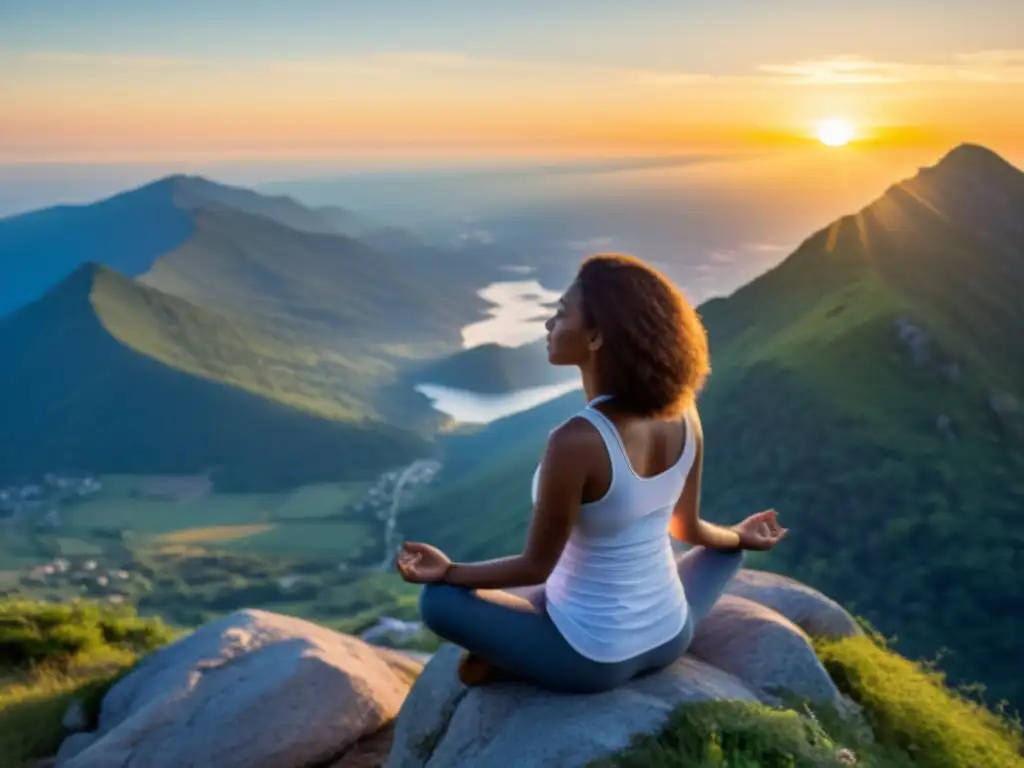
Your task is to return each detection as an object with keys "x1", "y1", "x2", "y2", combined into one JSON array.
[{"x1": 532, "y1": 394, "x2": 697, "y2": 663}]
